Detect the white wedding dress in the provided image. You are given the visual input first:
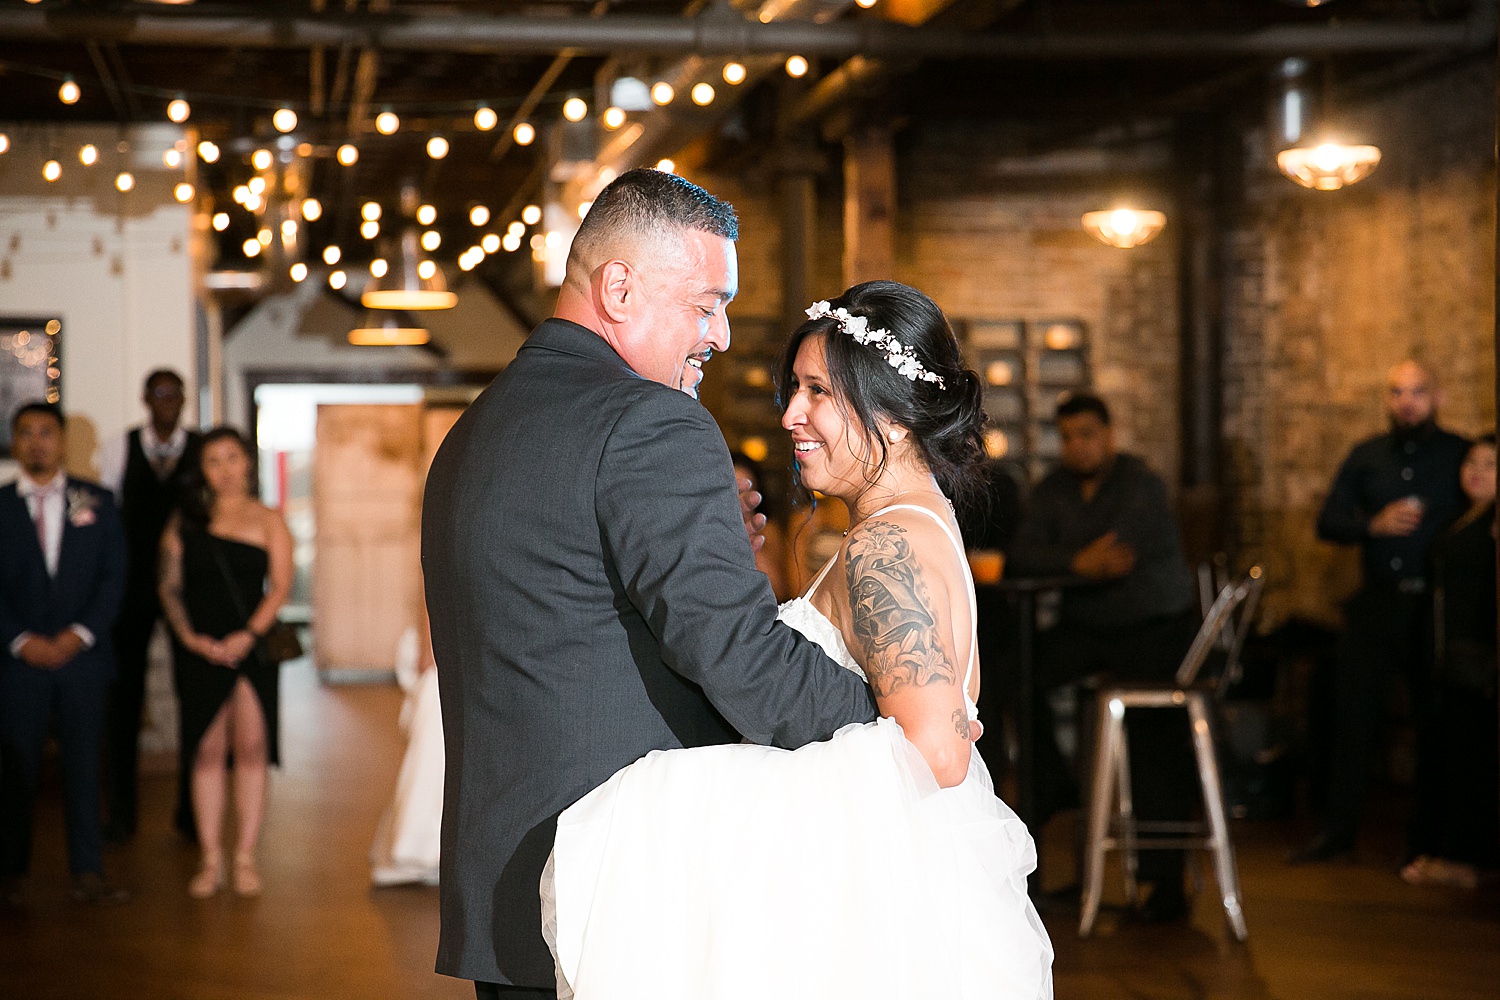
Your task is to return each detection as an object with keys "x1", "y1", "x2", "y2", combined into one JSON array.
[{"x1": 542, "y1": 505, "x2": 1053, "y2": 999}]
